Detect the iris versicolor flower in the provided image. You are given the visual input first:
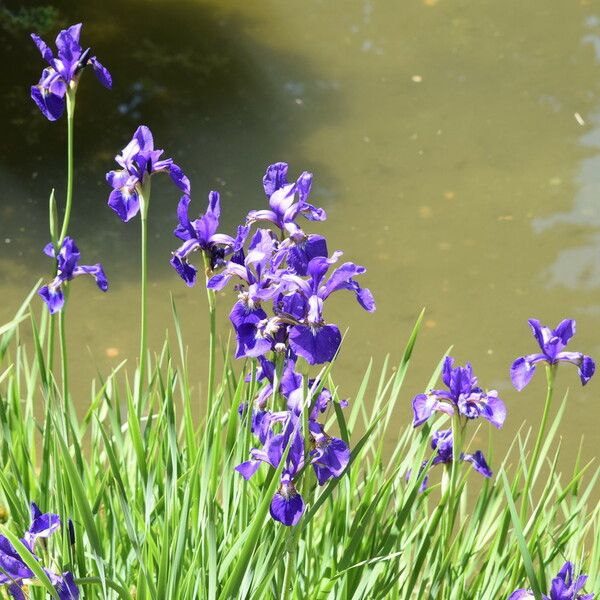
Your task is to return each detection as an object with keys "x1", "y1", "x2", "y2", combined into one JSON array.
[
  {"x1": 106, "y1": 125, "x2": 190, "y2": 222},
  {"x1": 31, "y1": 23, "x2": 111, "y2": 121},
  {"x1": 170, "y1": 192, "x2": 249, "y2": 285},
  {"x1": 412, "y1": 356, "x2": 506, "y2": 429},
  {"x1": 508, "y1": 561, "x2": 594, "y2": 600},
  {"x1": 0, "y1": 503, "x2": 79, "y2": 599},
  {"x1": 39, "y1": 237, "x2": 108, "y2": 314},
  {"x1": 510, "y1": 319, "x2": 595, "y2": 391}
]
